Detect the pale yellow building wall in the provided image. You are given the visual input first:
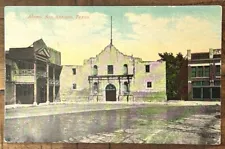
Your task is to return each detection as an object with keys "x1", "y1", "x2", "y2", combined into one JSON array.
[
  {"x1": 133, "y1": 61, "x2": 166, "y2": 92},
  {"x1": 60, "y1": 44, "x2": 167, "y2": 102}
]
